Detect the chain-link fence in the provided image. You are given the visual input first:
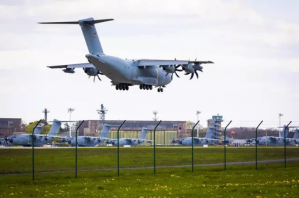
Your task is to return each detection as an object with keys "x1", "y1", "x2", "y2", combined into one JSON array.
[{"x1": 1, "y1": 120, "x2": 299, "y2": 180}]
